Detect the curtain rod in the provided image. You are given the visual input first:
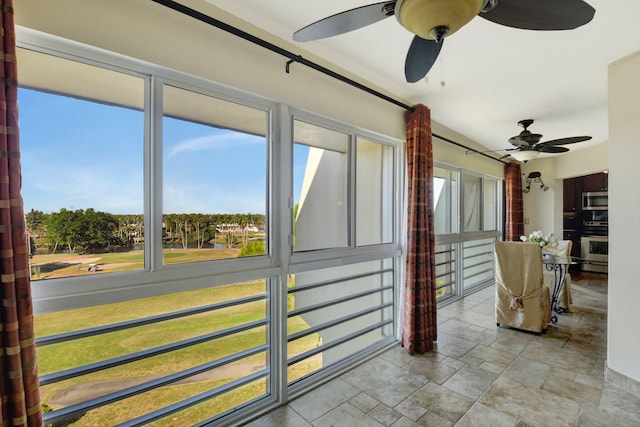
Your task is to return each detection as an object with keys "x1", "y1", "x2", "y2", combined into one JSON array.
[
  {"x1": 151, "y1": 0, "x2": 506, "y2": 165},
  {"x1": 151, "y1": 0, "x2": 411, "y2": 111},
  {"x1": 434, "y1": 134, "x2": 507, "y2": 164}
]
